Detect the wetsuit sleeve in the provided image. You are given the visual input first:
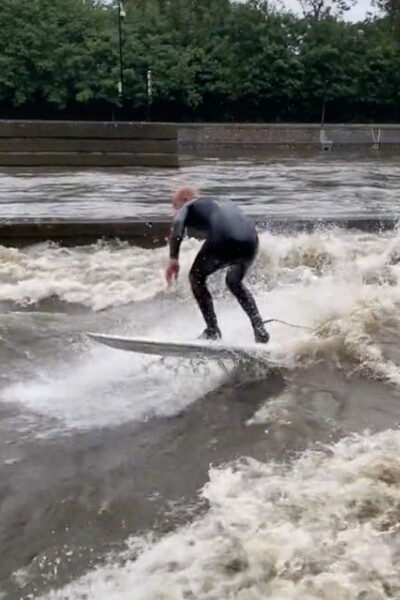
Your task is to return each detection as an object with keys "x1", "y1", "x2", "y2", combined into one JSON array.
[{"x1": 169, "y1": 205, "x2": 189, "y2": 259}]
